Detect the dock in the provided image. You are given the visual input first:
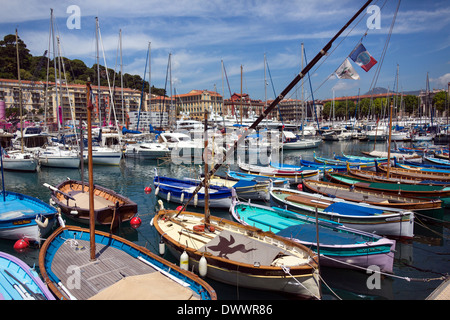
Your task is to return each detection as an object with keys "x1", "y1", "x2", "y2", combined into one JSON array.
[{"x1": 426, "y1": 278, "x2": 450, "y2": 300}]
